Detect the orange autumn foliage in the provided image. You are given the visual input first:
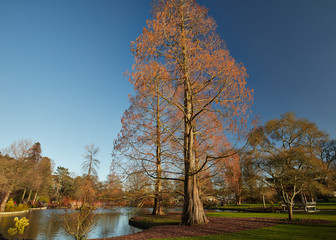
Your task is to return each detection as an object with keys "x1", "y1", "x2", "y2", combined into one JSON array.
[{"x1": 118, "y1": 0, "x2": 254, "y2": 225}]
